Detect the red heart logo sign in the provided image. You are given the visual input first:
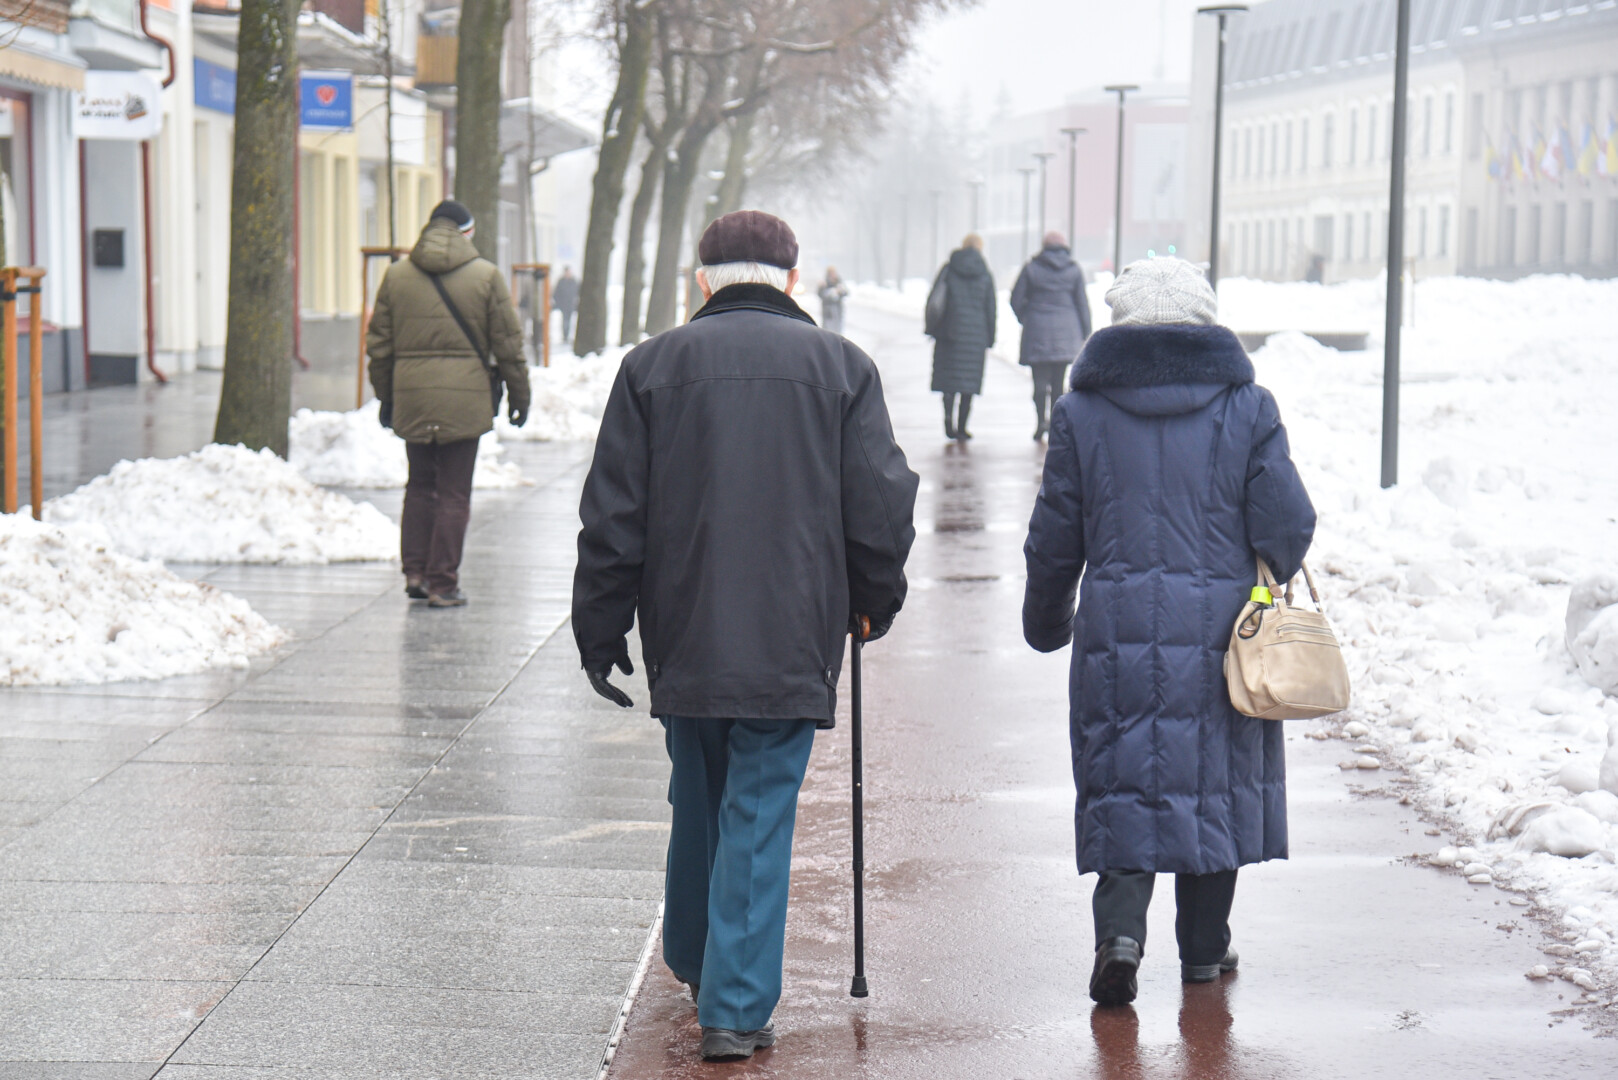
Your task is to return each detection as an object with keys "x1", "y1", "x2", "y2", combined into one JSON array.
[{"x1": 316, "y1": 85, "x2": 337, "y2": 107}]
